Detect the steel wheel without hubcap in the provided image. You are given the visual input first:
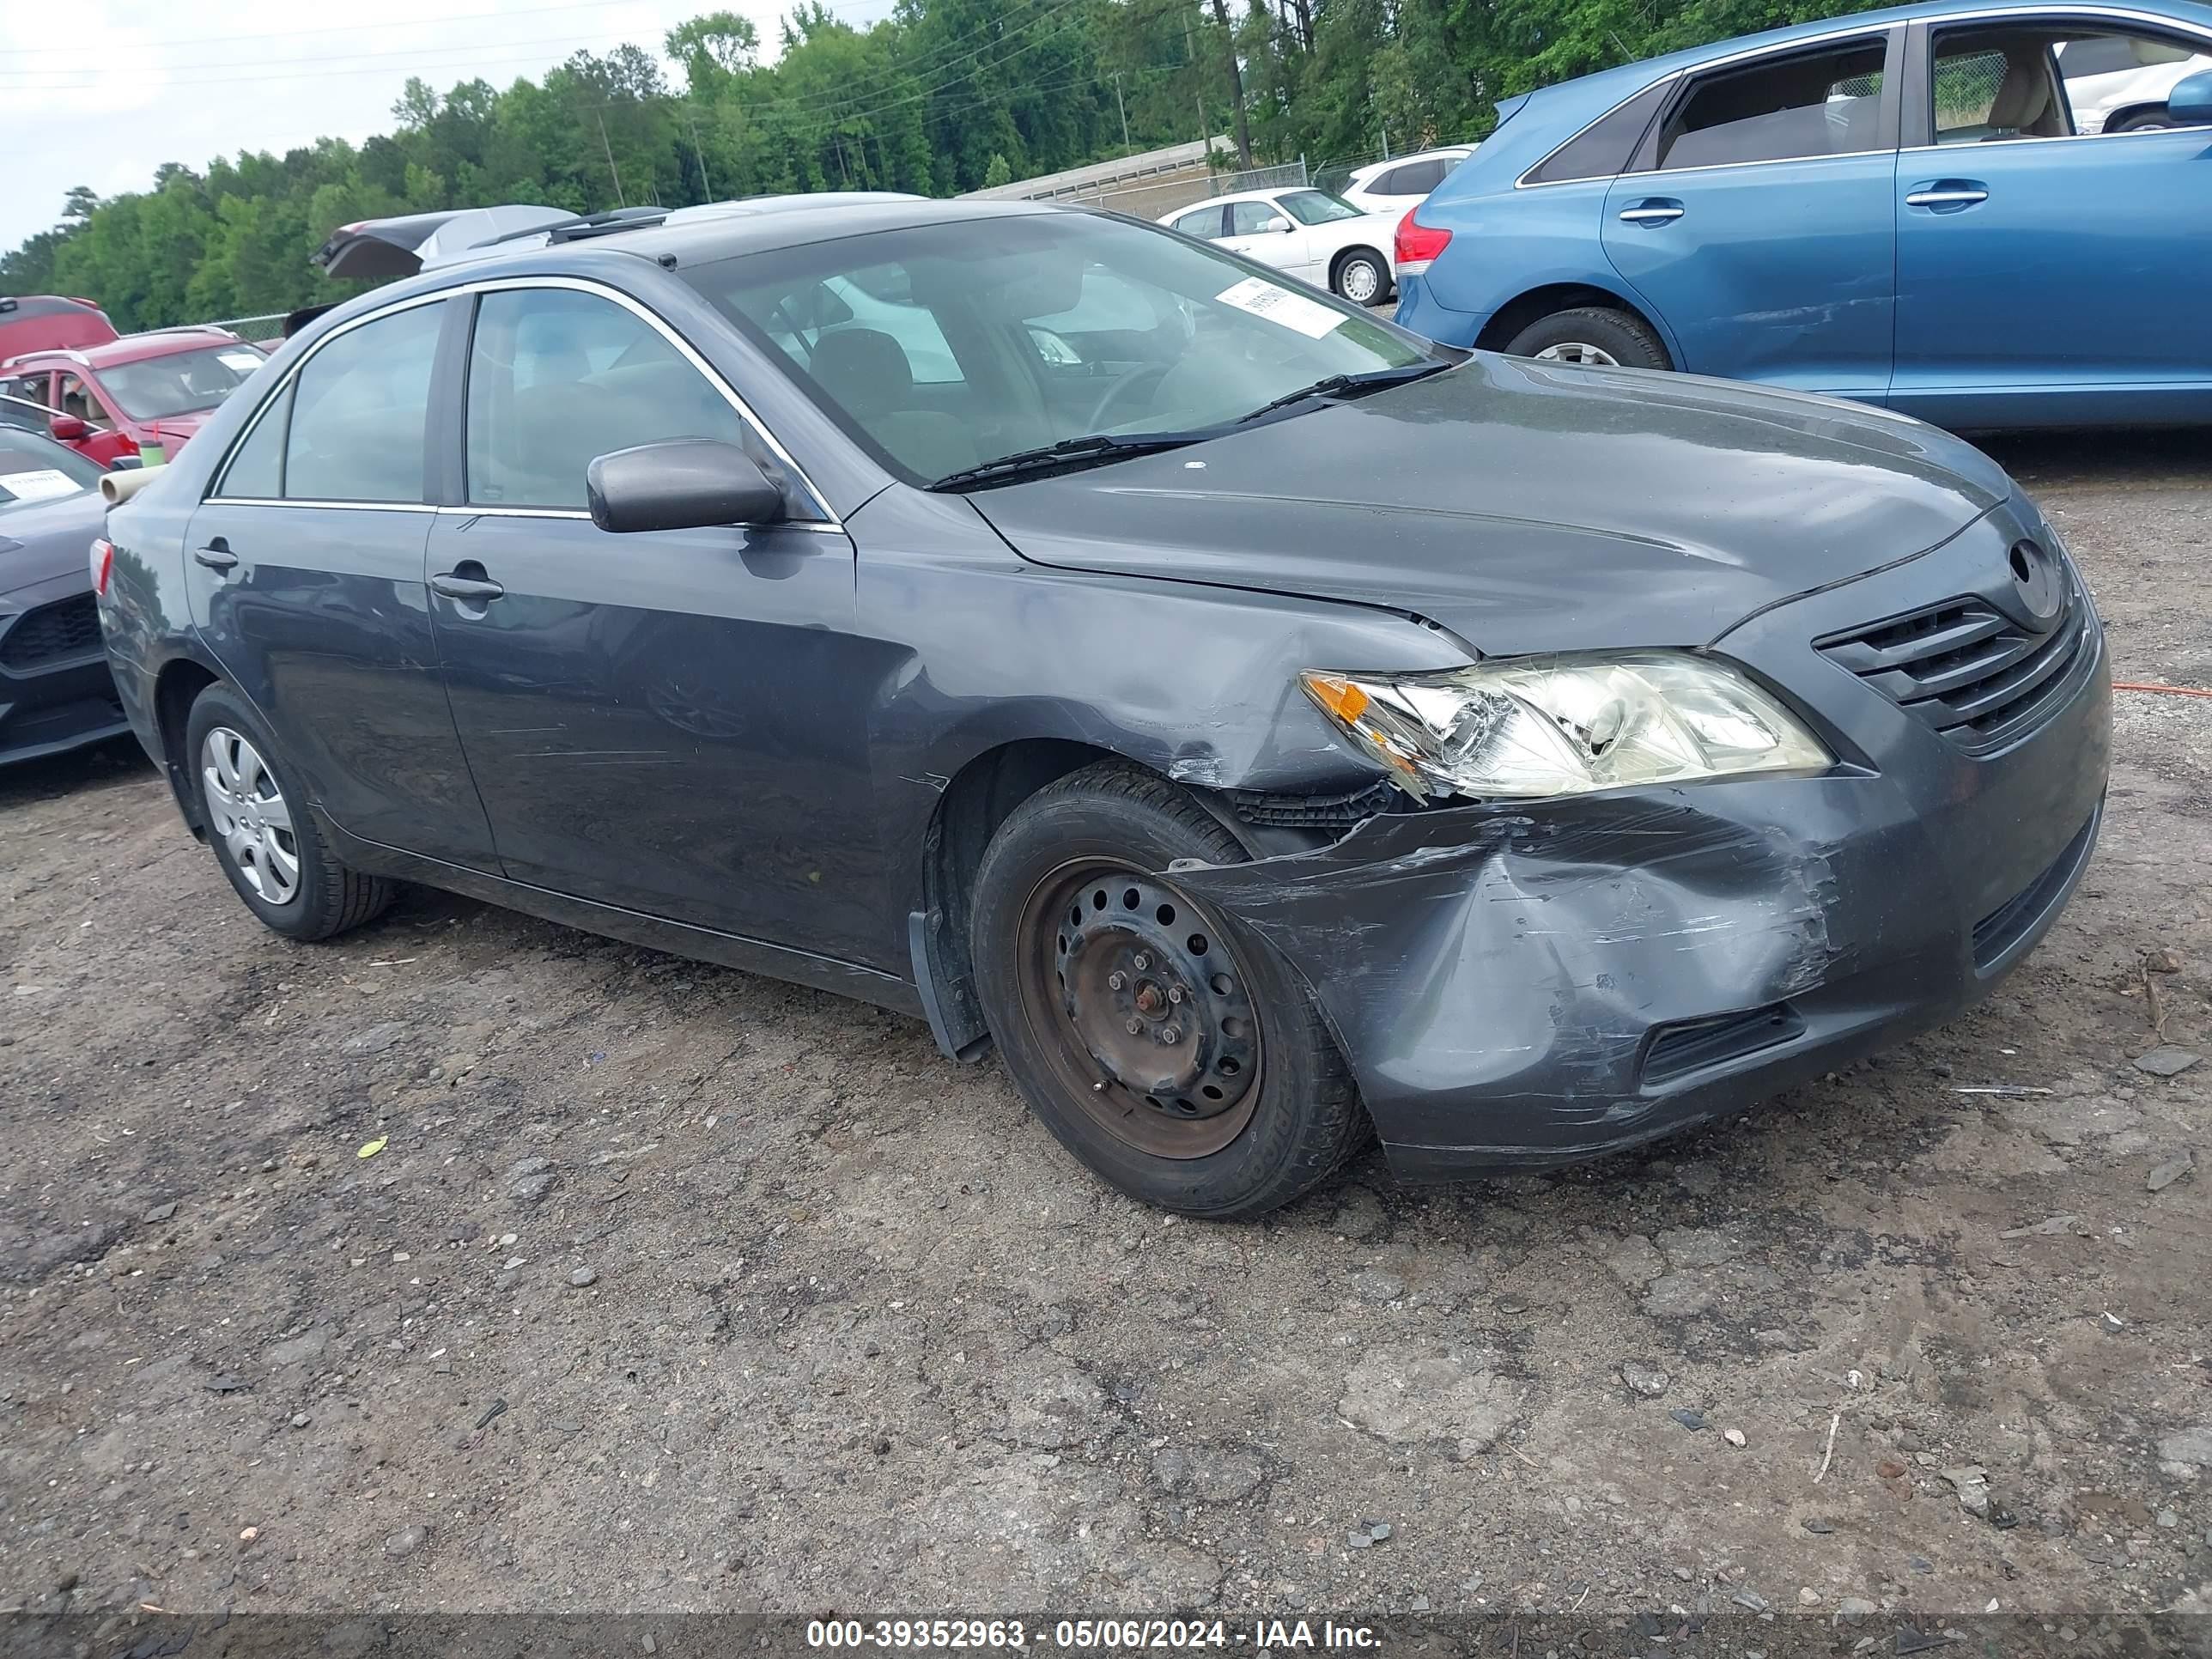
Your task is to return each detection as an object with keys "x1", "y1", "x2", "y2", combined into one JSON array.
[
  {"x1": 1338, "y1": 258, "x2": 1383, "y2": 306},
  {"x1": 202, "y1": 726, "x2": 300, "y2": 906},
  {"x1": 1016, "y1": 860, "x2": 1262, "y2": 1158},
  {"x1": 1533, "y1": 341, "x2": 1620, "y2": 366}
]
